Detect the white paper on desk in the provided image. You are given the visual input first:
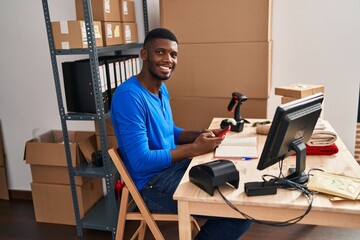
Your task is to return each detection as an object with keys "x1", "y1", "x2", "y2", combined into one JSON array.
[{"x1": 215, "y1": 137, "x2": 258, "y2": 158}]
